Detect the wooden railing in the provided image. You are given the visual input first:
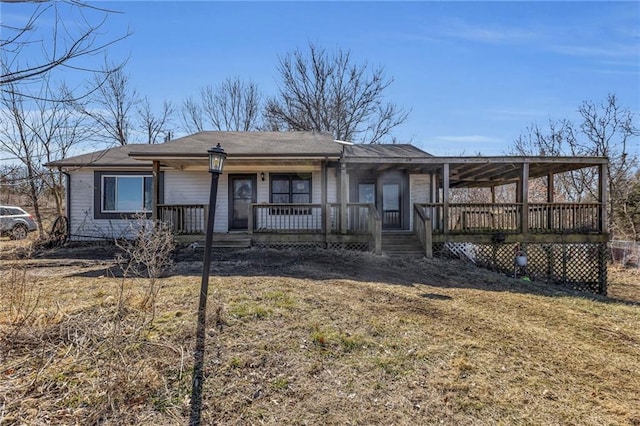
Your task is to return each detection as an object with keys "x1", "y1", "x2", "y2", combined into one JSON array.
[
  {"x1": 327, "y1": 203, "x2": 381, "y2": 234},
  {"x1": 413, "y1": 204, "x2": 432, "y2": 257},
  {"x1": 158, "y1": 204, "x2": 207, "y2": 235},
  {"x1": 528, "y1": 203, "x2": 601, "y2": 233},
  {"x1": 417, "y1": 202, "x2": 603, "y2": 234},
  {"x1": 250, "y1": 204, "x2": 324, "y2": 233}
]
